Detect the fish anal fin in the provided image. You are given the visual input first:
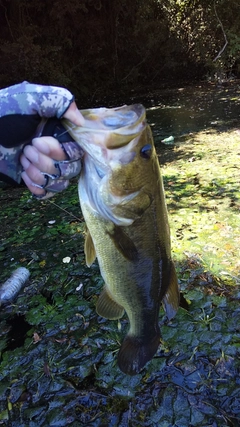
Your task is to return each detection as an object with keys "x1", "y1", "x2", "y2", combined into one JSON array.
[
  {"x1": 106, "y1": 225, "x2": 138, "y2": 262},
  {"x1": 96, "y1": 286, "x2": 125, "y2": 320},
  {"x1": 84, "y1": 228, "x2": 96, "y2": 267},
  {"x1": 162, "y1": 261, "x2": 180, "y2": 320},
  {"x1": 117, "y1": 332, "x2": 160, "y2": 375}
]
